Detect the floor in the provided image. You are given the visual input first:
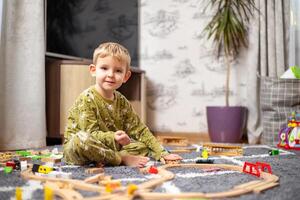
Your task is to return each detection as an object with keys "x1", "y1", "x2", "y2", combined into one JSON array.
[{"x1": 0, "y1": 144, "x2": 299, "y2": 200}]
